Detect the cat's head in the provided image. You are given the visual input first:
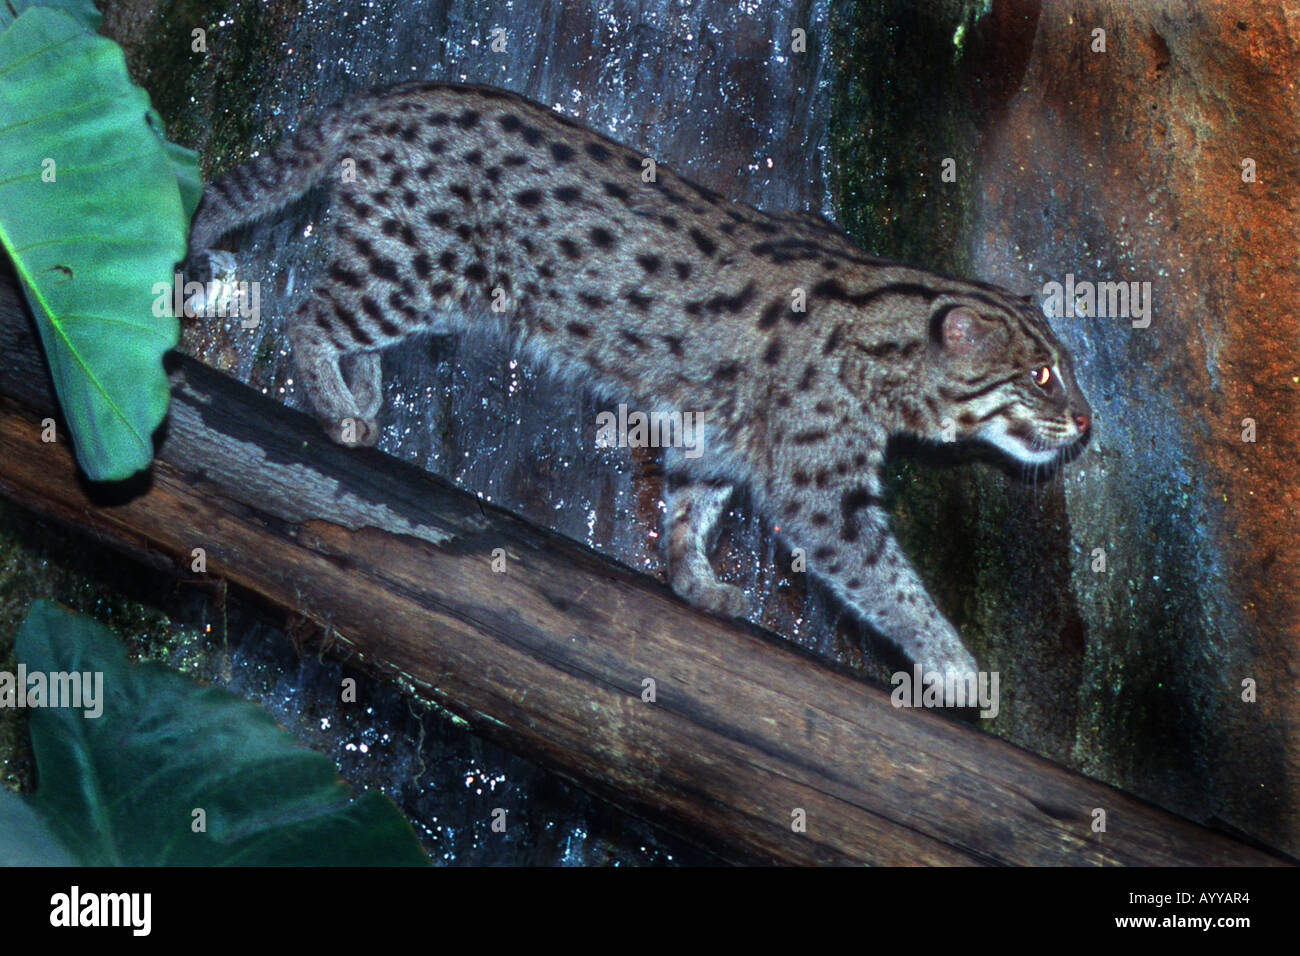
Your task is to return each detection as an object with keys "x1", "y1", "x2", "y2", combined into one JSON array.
[{"x1": 925, "y1": 295, "x2": 1092, "y2": 466}]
